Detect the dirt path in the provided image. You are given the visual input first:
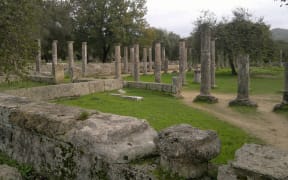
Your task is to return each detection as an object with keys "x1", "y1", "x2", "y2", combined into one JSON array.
[{"x1": 181, "y1": 90, "x2": 288, "y2": 151}]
